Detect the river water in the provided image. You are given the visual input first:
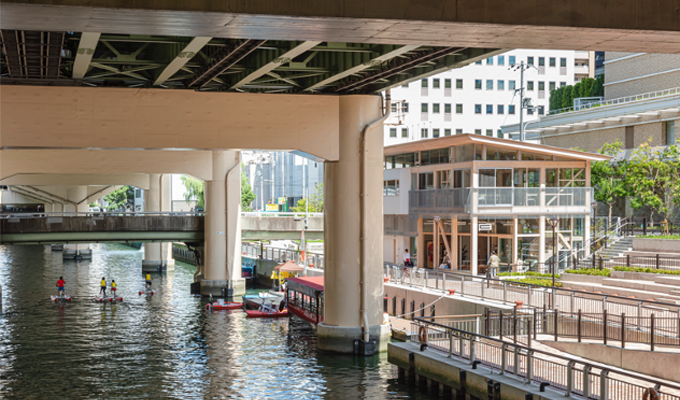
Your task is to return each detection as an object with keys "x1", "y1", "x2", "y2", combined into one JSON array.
[{"x1": 0, "y1": 244, "x2": 431, "y2": 399}]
